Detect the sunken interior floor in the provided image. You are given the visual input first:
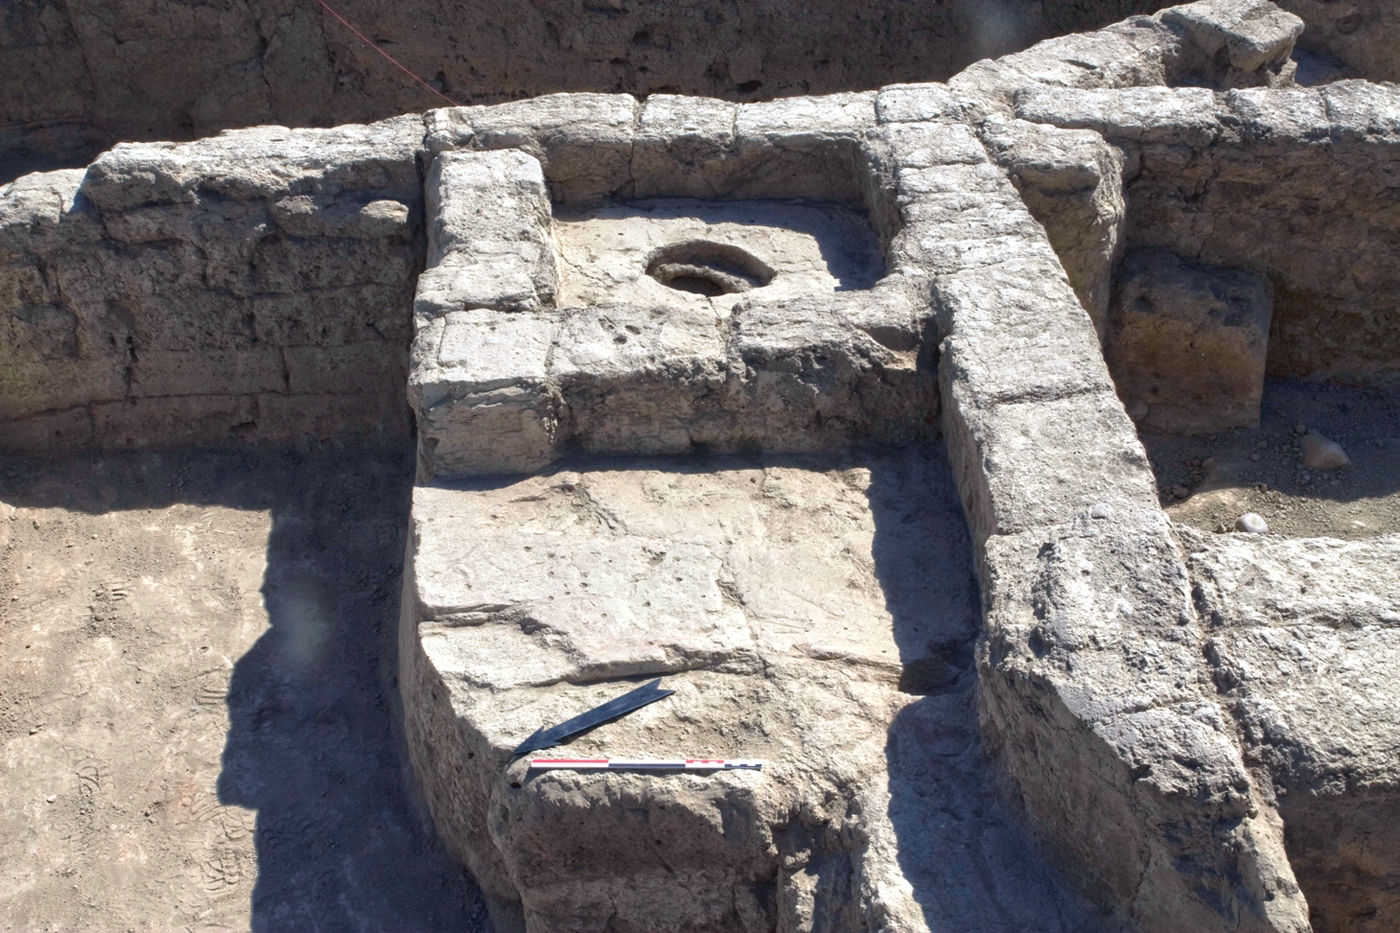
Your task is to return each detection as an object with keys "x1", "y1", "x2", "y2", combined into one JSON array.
[{"x1": 1142, "y1": 379, "x2": 1400, "y2": 538}]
